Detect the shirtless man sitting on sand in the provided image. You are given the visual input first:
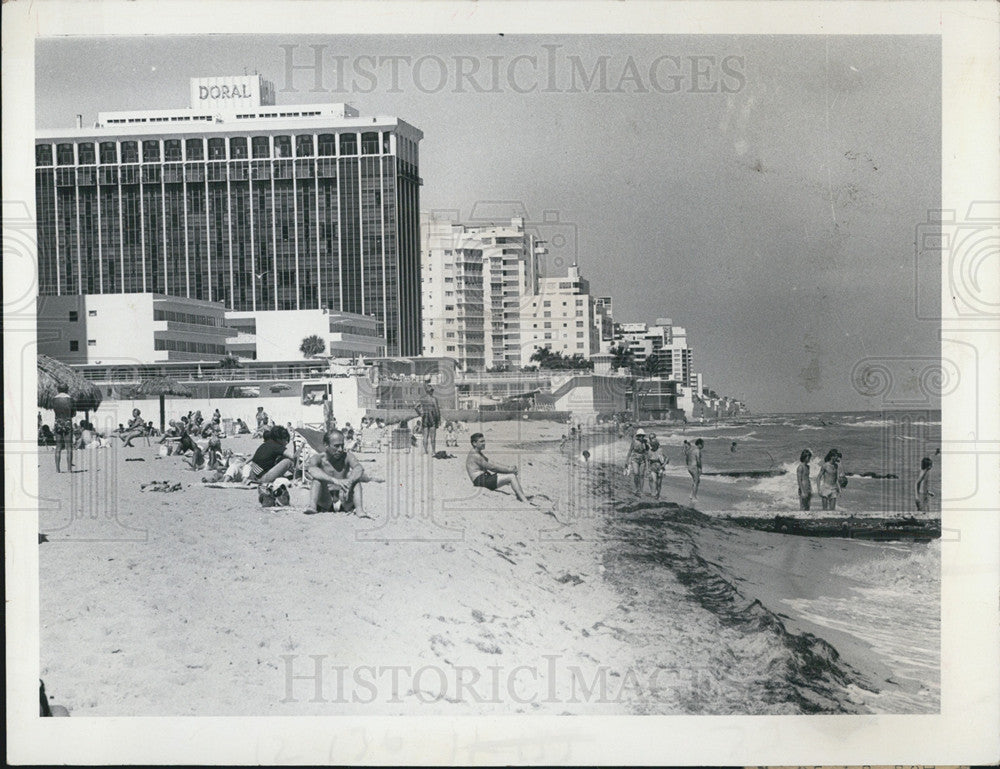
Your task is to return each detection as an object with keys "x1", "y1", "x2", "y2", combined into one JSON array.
[
  {"x1": 303, "y1": 429, "x2": 368, "y2": 516},
  {"x1": 465, "y1": 432, "x2": 529, "y2": 503}
]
